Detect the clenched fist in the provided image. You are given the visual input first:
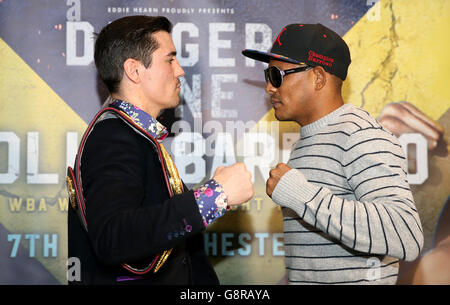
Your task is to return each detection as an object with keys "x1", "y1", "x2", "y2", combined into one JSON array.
[
  {"x1": 378, "y1": 101, "x2": 444, "y2": 151},
  {"x1": 378, "y1": 101, "x2": 447, "y2": 172},
  {"x1": 266, "y1": 163, "x2": 291, "y2": 198},
  {"x1": 212, "y1": 162, "x2": 254, "y2": 206}
]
